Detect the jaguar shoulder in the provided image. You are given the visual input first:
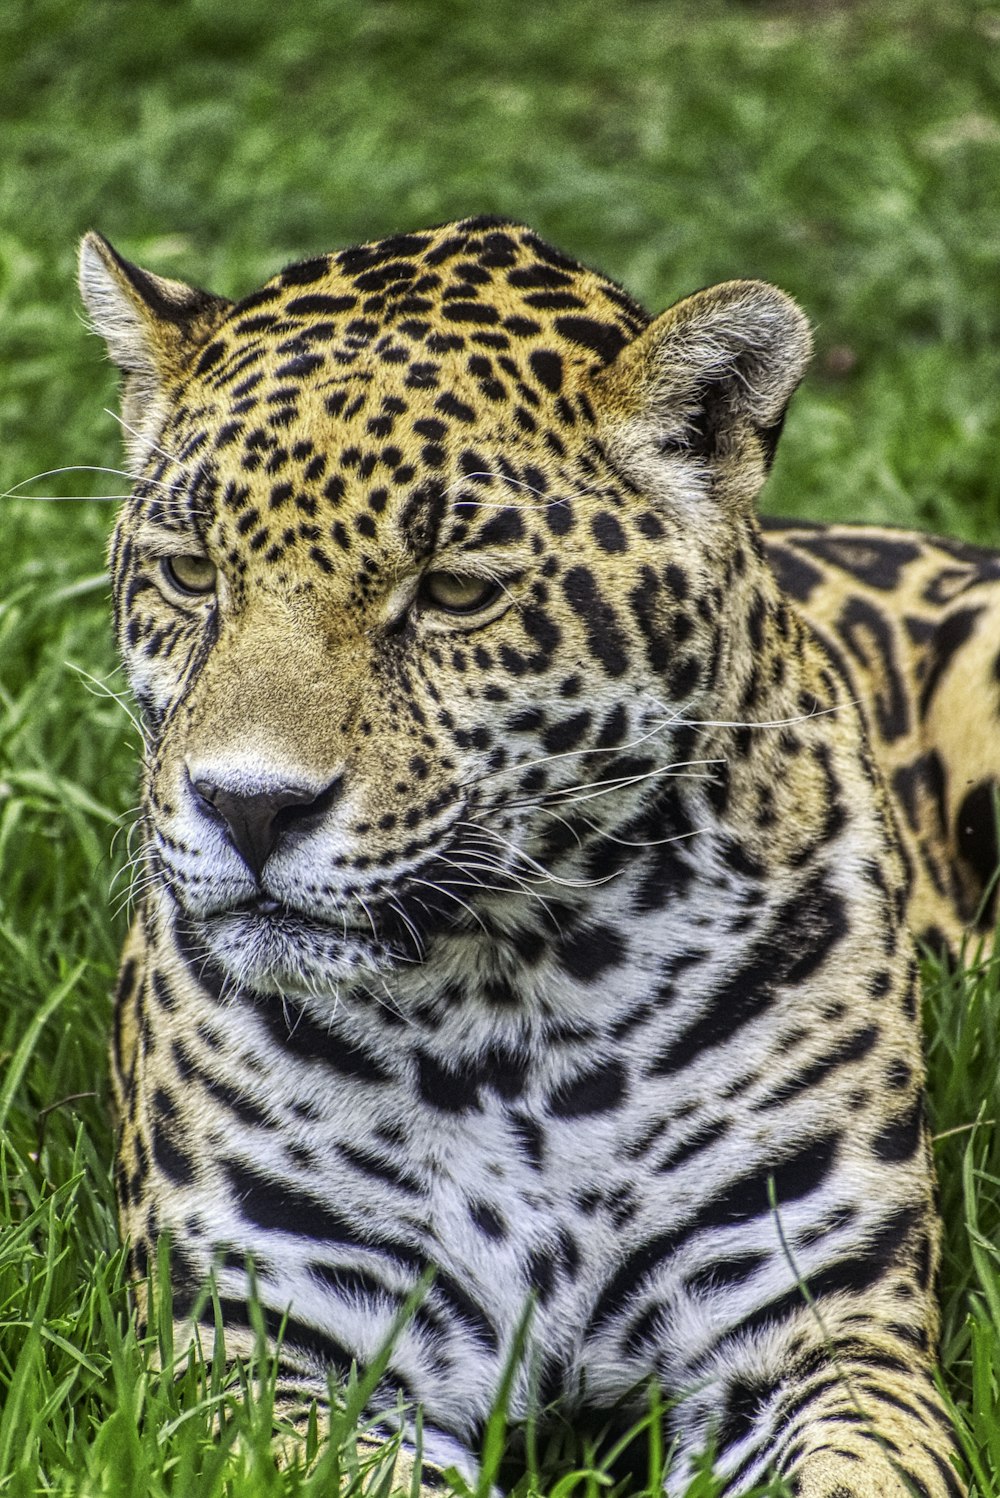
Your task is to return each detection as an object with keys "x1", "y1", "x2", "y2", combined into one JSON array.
[
  {"x1": 762, "y1": 517, "x2": 1000, "y2": 958},
  {"x1": 79, "y1": 216, "x2": 983, "y2": 1497}
]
